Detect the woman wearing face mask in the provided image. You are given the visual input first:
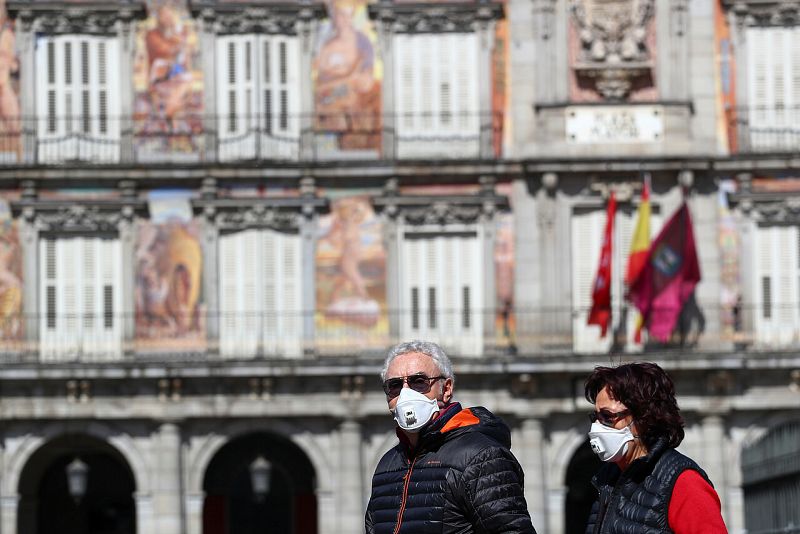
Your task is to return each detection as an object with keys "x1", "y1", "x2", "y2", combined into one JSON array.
[{"x1": 584, "y1": 362, "x2": 728, "y2": 534}]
